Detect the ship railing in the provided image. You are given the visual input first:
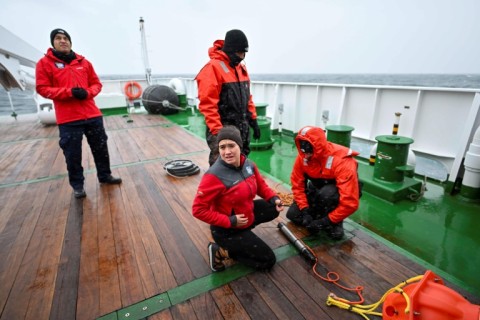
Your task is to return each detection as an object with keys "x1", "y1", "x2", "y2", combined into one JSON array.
[{"x1": 180, "y1": 78, "x2": 480, "y2": 184}]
